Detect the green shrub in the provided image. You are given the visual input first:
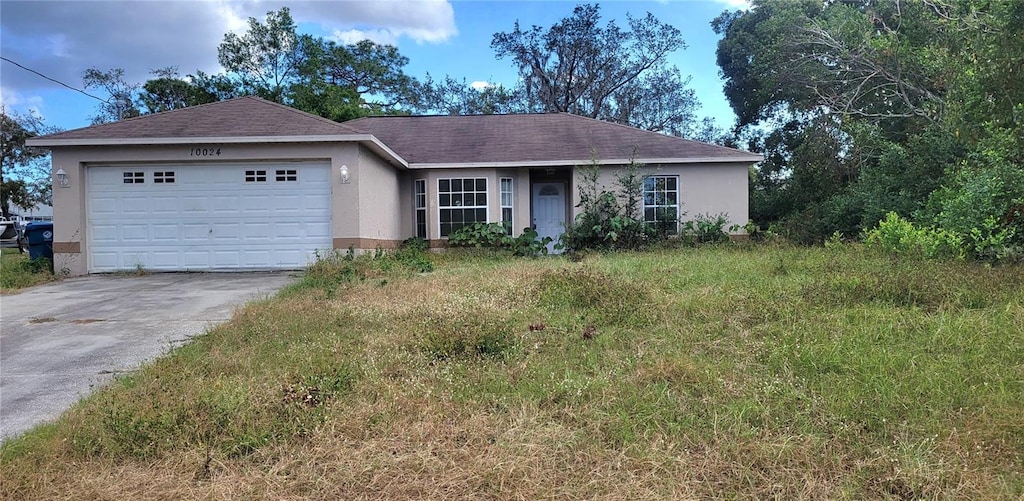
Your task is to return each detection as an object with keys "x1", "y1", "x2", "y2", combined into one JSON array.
[
  {"x1": 447, "y1": 222, "x2": 551, "y2": 257},
  {"x1": 682, "y1": 213, "x2": 731, "y2": 244},
  {"x1": 864, "y1": 212, "x2": 964, "y2": 259},
  {"x1": 447, "y1": 222, "x2": 509, "y2": 248},
  {"x1": 559, "y1": 162, "x2": 664, "y2": 253}
]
